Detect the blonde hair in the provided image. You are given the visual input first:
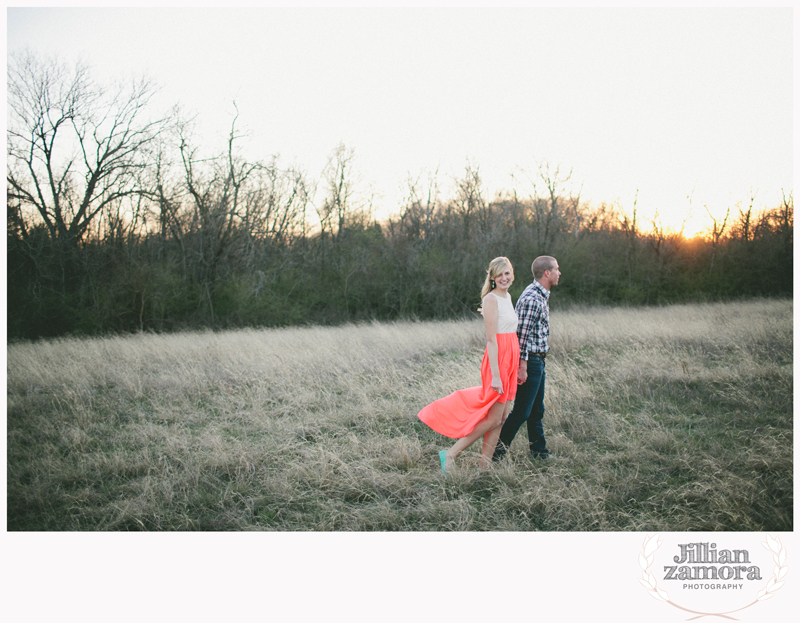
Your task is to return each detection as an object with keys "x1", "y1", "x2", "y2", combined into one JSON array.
[{"x1": 480, "y1": 256, "x2": 514, "y2": 299}]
